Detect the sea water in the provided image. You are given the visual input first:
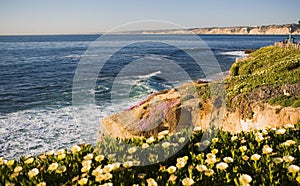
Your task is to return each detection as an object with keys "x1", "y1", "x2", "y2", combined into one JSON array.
[{"x1": 0, "y1": 34, "x2": 298, "y2": 159}]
